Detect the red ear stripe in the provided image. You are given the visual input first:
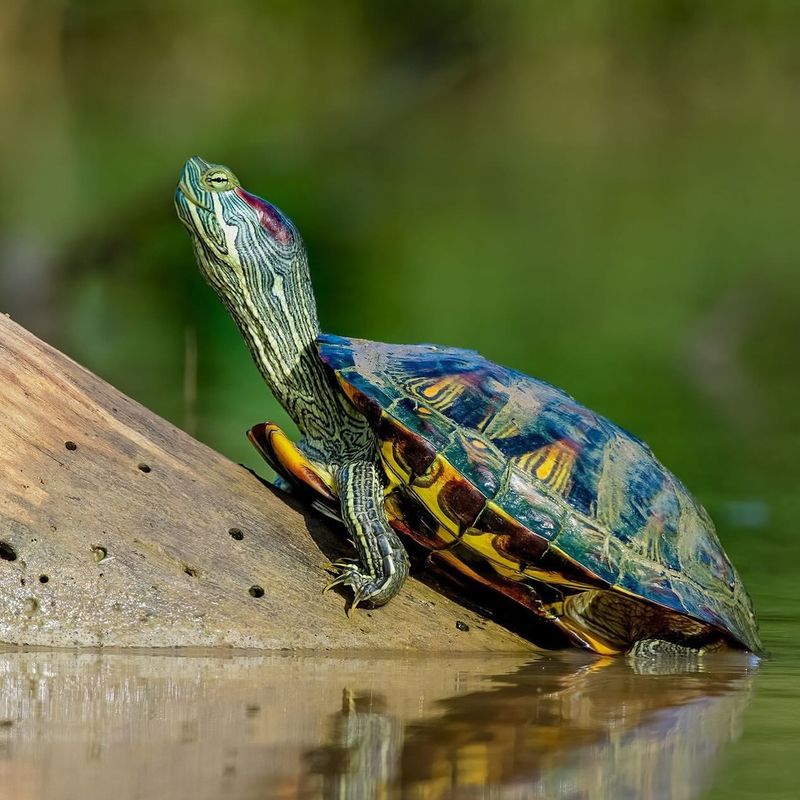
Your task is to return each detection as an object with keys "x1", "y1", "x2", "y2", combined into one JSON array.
[{"x1": 234, "y1": 187, "x2": 293, "y2": 244}]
